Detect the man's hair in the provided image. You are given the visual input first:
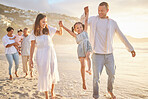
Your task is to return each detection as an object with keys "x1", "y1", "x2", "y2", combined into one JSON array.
[
  {"x1": 24, "y1": 28, "x2": 29, "y2": 31},
  {"x1": 6, "y1": 27, "x2": 14, "y2": 32},
  {"x1": 99, "y1": 2, "x2": 109, "y2": 10}
]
